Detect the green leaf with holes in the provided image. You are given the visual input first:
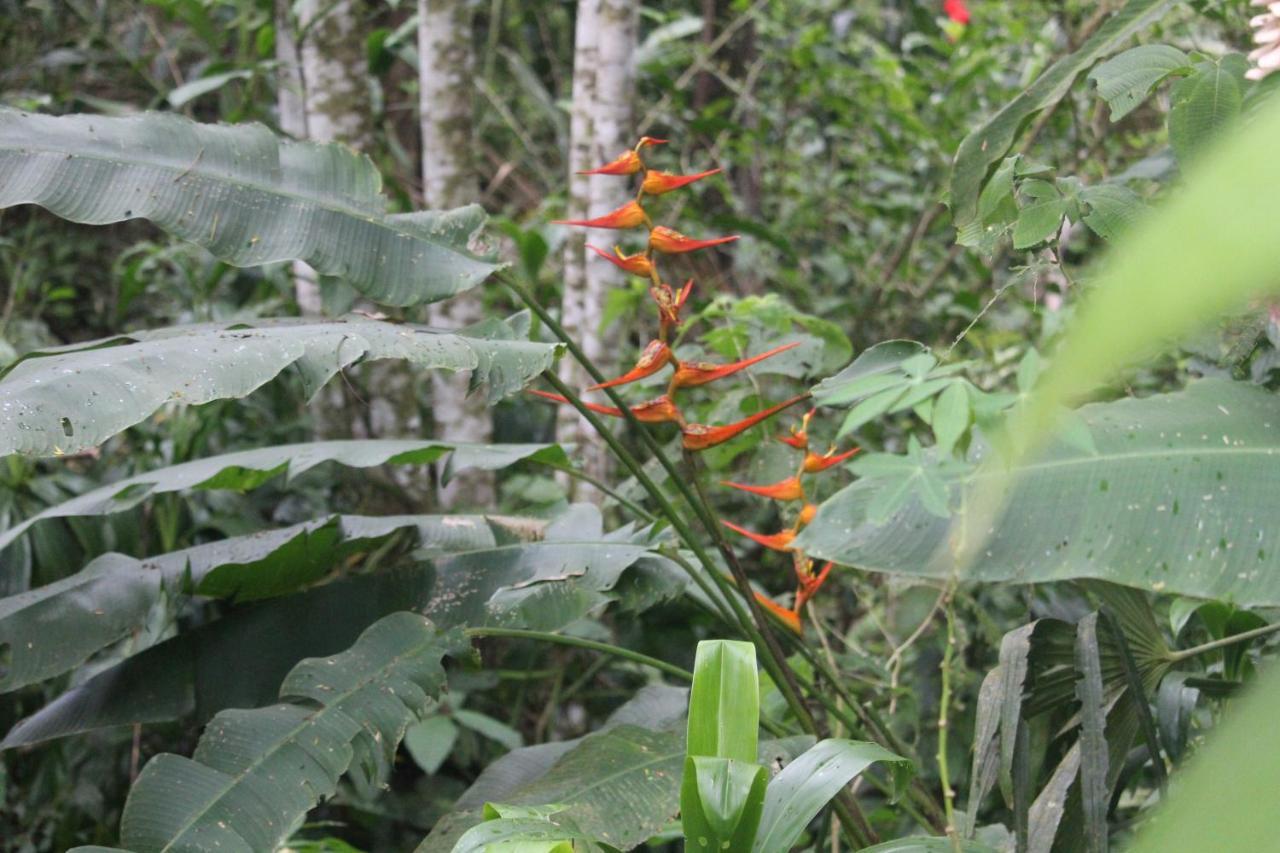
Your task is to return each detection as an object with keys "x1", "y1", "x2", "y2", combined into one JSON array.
[
  {"x1": 798, "y1": 379, "x2": 1280, "y2": 605},
  {"x1": 0, "y1": 315, "x2": 556, "y2": 457},
  {"x1": 0, "y1": 108, "x2": 497, "y2": 306},
  {"x1": 113, "y1": 613, "x2": 466, "y2": 852}
]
